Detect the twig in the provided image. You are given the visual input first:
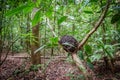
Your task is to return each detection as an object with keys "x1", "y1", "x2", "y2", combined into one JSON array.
[
  {"x1": 0, "y1": 38, "x2": 19, "y2": 66},
  {"x1": 46, "y1": 18, "x2": 57, "y2": 37}
]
